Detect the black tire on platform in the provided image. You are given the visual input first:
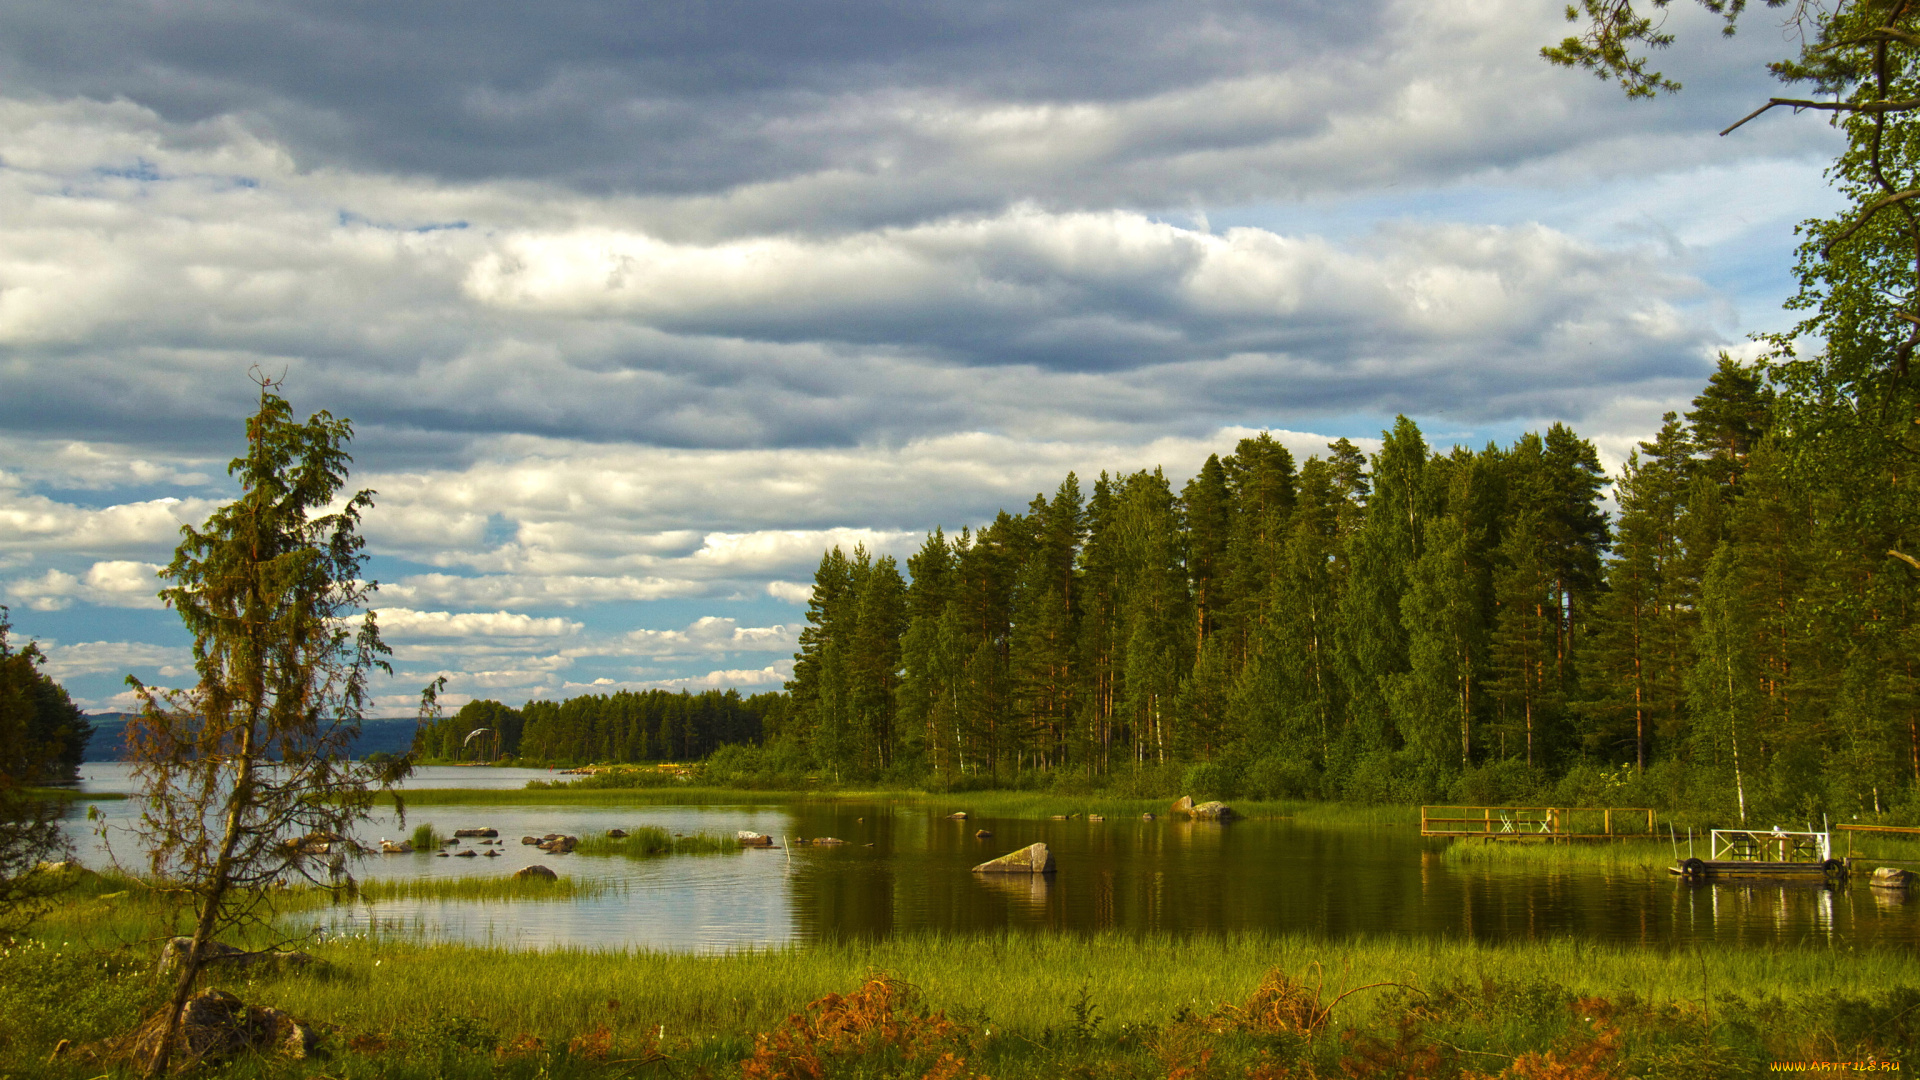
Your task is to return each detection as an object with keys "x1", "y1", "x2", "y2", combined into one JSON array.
[
  {"x1": 1680, "y1": 857, "x2": 1707, "y2": 876},
  {"x1": 1822, "y1": 858, "x2": 1846, "y2": 879}
]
